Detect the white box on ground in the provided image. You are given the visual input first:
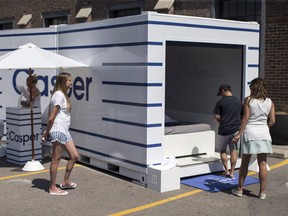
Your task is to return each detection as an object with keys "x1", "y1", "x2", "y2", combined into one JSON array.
[{"x1": 147, "y1": 165, "x2": 180, "y2": 193}]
